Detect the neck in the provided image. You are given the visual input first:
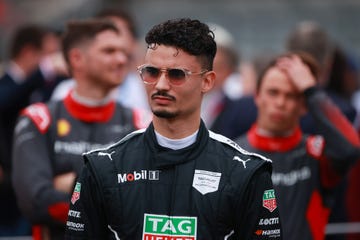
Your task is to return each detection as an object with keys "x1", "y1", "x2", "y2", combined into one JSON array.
[
  {"x1": 71, "y1": 90, "x2": 114, "y2": 107},
  {"x1": 73, "y1": 77, "x2": 116, "y2": 102},
  {"x1": 152, "y1": 115, "x2": 201, "y2": 139}
]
